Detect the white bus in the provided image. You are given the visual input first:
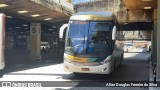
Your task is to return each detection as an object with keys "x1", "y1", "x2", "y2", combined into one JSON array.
[
  {"x1": 0, "y1": 14, "x2": 5, "y2": 77},
  {"x1": 59, "y1": 12, "x2": 124, "y2": 75}
]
